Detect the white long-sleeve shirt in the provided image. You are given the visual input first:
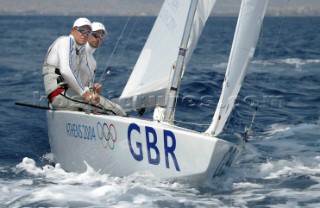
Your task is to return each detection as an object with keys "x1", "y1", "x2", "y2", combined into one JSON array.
[
  {"x1": 78, "y1": 43, "x2": 97, "y2": 88},
  {"x1": 45, "y1": 35, "x2": 87, "y2": 96}
]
